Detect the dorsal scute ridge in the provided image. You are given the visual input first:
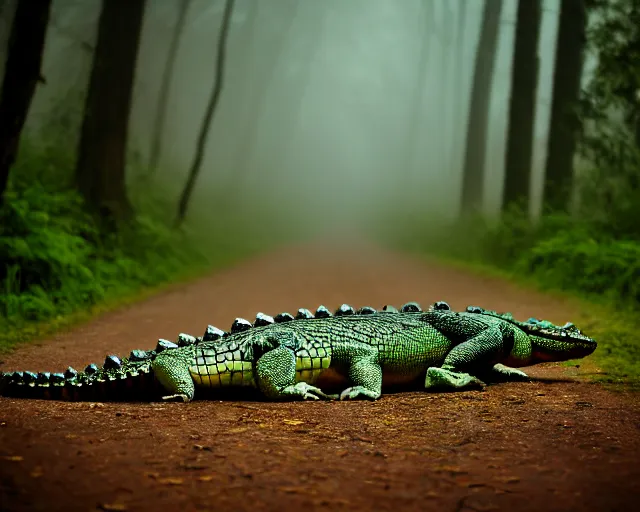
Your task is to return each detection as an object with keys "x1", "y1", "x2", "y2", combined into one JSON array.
[
  {"x1": 381, "y1": 304, "x2": 398, "y2": 314},
  {"x1": 203, "y1": 325, "x2": 226, "y2": 342},
  {"x1": 314, "y1": 305, "x2": 332, "y2": 318},
  {"x1": 103, "y1": 354, "x2": 122, "y2": 370},
  {"x1": 401, "y1": 302, "x2": 422, "y2": 313},
  {"x1": 296, "y1": 308, "x2": 314, "y2": 319},
  {"x1": 335, "y1": 304, "x2": 355, "y2": 316},
  {"x1": 156, "y1": 339, "x2": 179, "y2": 354},
  {"x1": 231, "y1": 318, "x2": 252, "y2": 334},
  {"x1": 254, "y1": 313, "x2": 275, "y2": 327},
  {"x1": 430, "y1": 301, "x2": 452, "y2": 312},
  {"x1": 274, "y1": 312, "x2": 295, "y2": 323},
  {"x1": 177, "y1": 333, "x2": 197, "y2": 347},
  {"x1": 356, "y1": 306, "x2": 377, "y2": 315}
]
